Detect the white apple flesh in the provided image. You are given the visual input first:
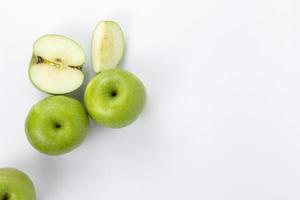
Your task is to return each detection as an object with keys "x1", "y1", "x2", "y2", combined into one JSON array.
[
  {"x1": 29, "y1": 35, "x2": 85, "y2": 94},
  {"x1": 91, "y1": 21, "x2": 125, "y2": 73}
]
